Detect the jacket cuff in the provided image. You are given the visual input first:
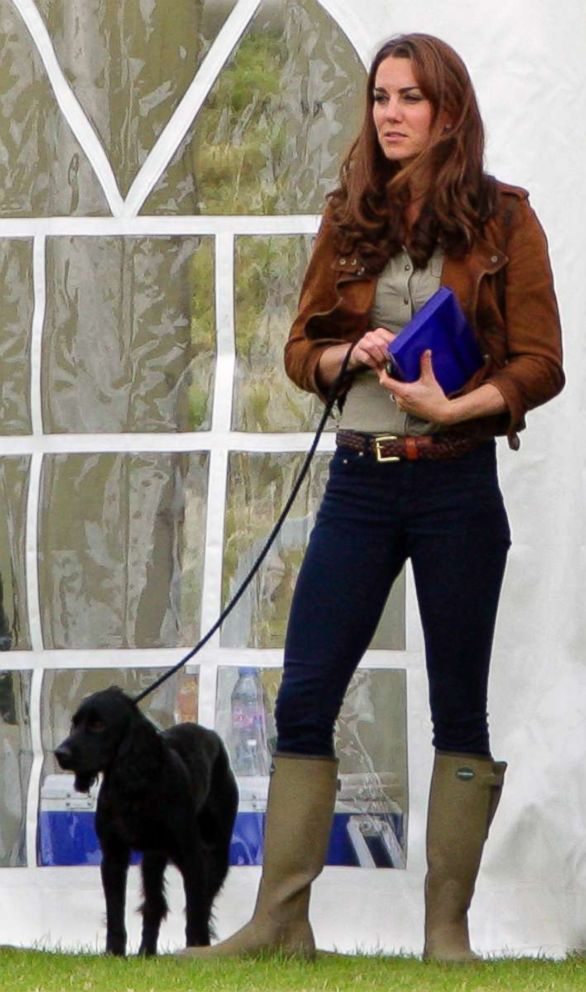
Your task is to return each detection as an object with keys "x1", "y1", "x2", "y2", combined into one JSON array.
[{"x1": 486, "y1": 374, "x2": 525, "y2": 446}]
